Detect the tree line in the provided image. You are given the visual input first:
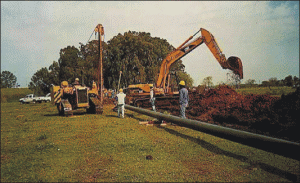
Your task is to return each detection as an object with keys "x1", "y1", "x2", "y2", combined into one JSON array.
[
  {"x1": 243, "y1": 75, "x2": 299, "y2": 88},
  {"x1": 27, "y1": 31, "x2": 193, "y2": 95}
]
